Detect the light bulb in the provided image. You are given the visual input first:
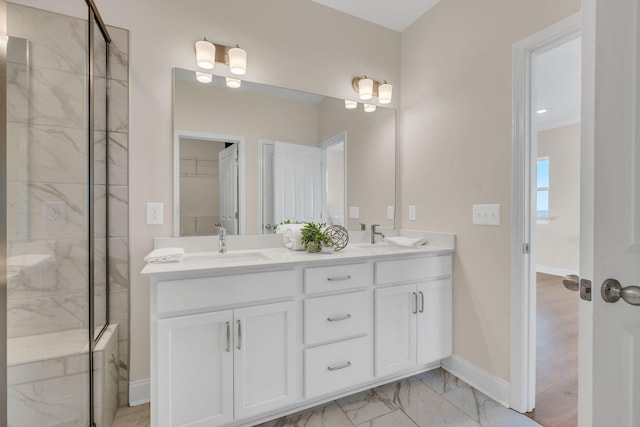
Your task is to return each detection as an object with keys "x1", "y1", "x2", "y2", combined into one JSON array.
[
  {"x1": 378, "y1": 82, "x2": 392, "y2": 104},
  {"x1": 228, "y1": 46, "x2": 247, "y2": 75},
  {"x1": 345, "y1": 100, "x2": 358, "y2": 109},
  {"x1": 196, "y1": 72, "x2": 212, "y2": 83},
  {"x1": 358, "y1": 77, "x2": 373, "y2": 100},
  {"x1": 226, "y1": 77, "x2": 241, "y2": 88},
  {"x1": 195, "y1": 39, "x2": 215, "y2": 69}
]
